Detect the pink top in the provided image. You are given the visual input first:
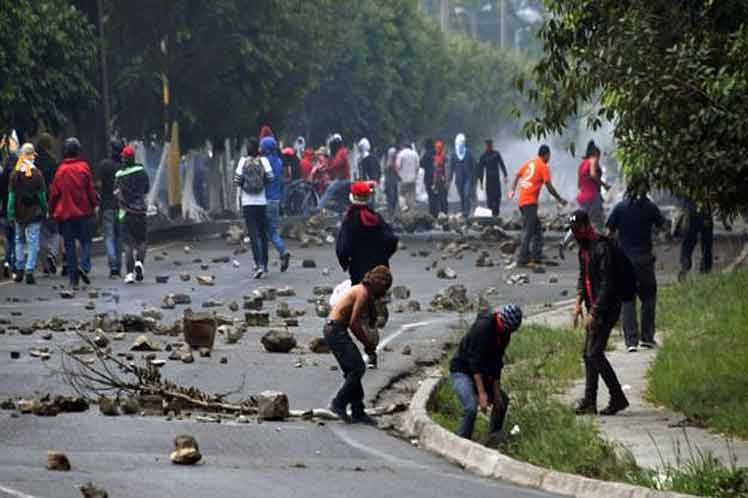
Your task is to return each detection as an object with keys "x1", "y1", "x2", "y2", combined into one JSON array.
[{"x1": 576, "y1": 159, "x2": 599, "y2": 205}]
